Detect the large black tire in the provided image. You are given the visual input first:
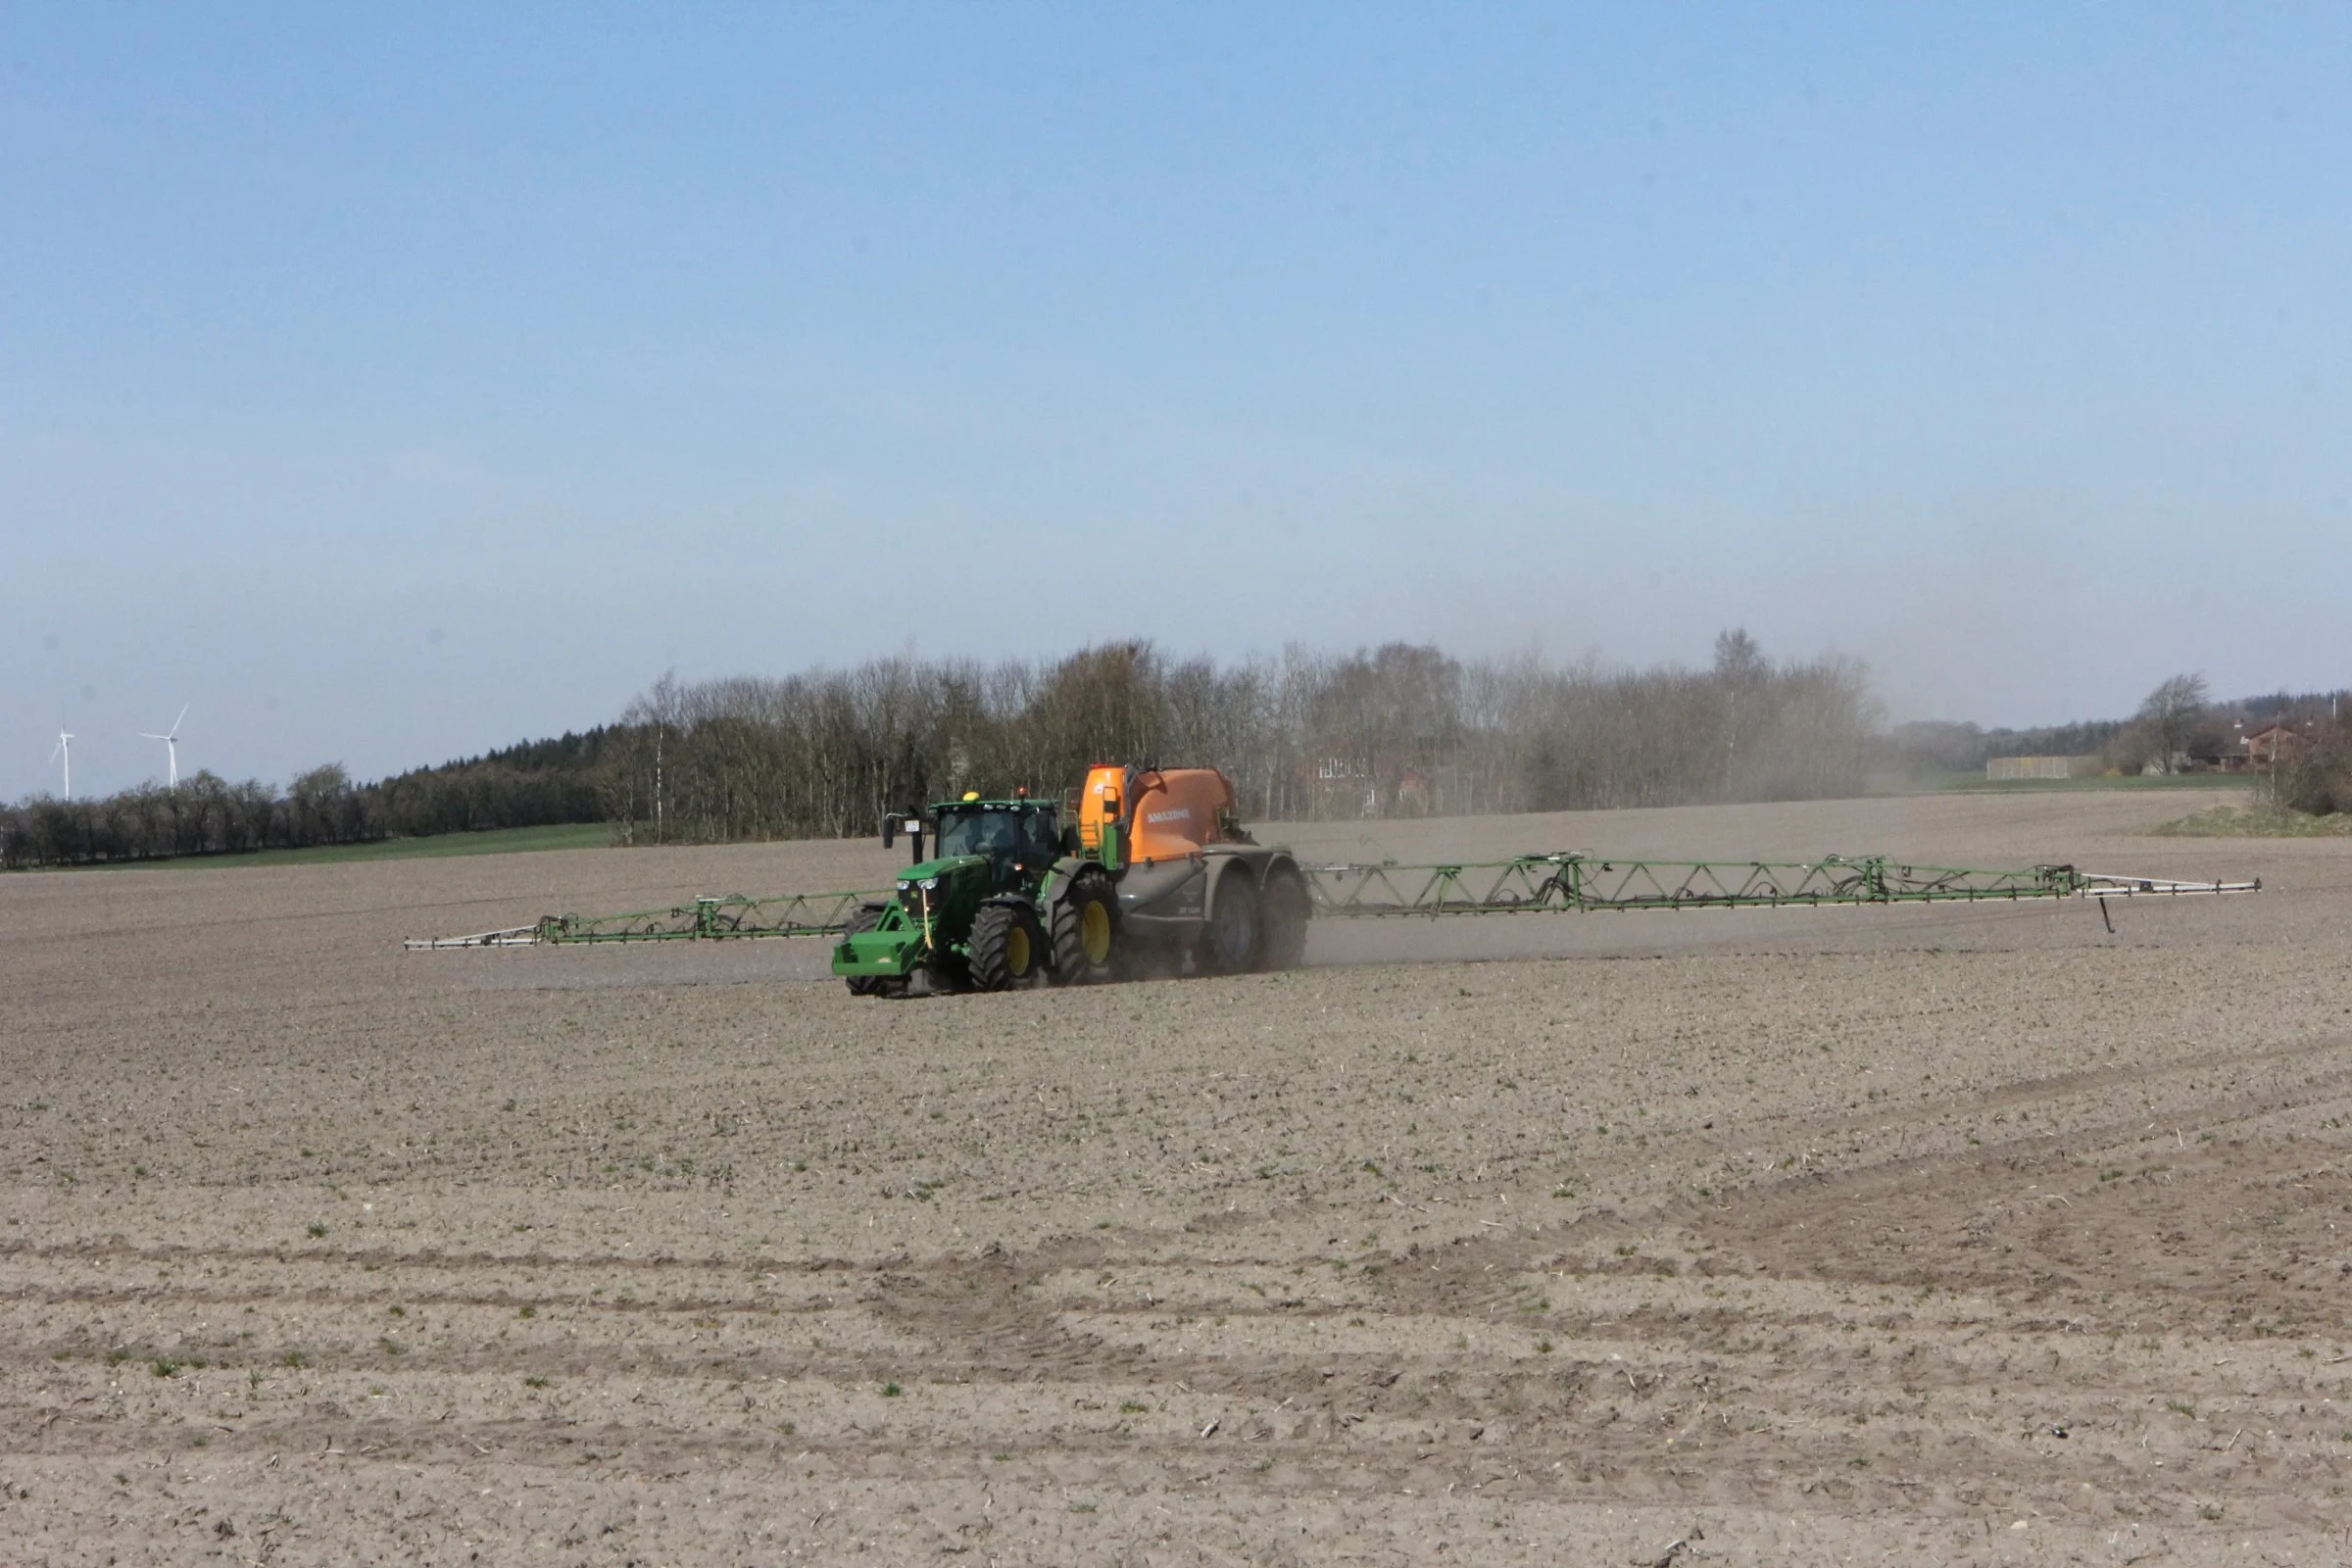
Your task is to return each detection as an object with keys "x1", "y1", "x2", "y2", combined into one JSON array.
[
  {"x1": 1200, "y1": 867, "x2": 1259, "y2": 975},
  {"x1": 841, "y1": 903, "x2": 888, "y2": 997},
  {"x1": 1050, "y1": 872, "x2": 1117, "y2": 985},
  {"x1": 968, "y1": 902, "x2": 1046, "y2": 993},
  {"x1": 1255, "y1": 868, "x2": 1310, "y2": 971}
]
